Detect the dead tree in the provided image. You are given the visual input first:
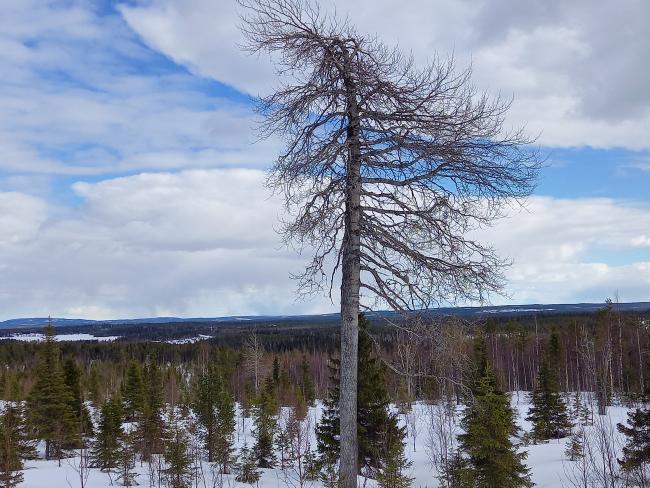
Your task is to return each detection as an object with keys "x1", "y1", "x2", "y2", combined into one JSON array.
[{"x1": 239, "y1": 1, "x2": 539, "y2": 486}]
